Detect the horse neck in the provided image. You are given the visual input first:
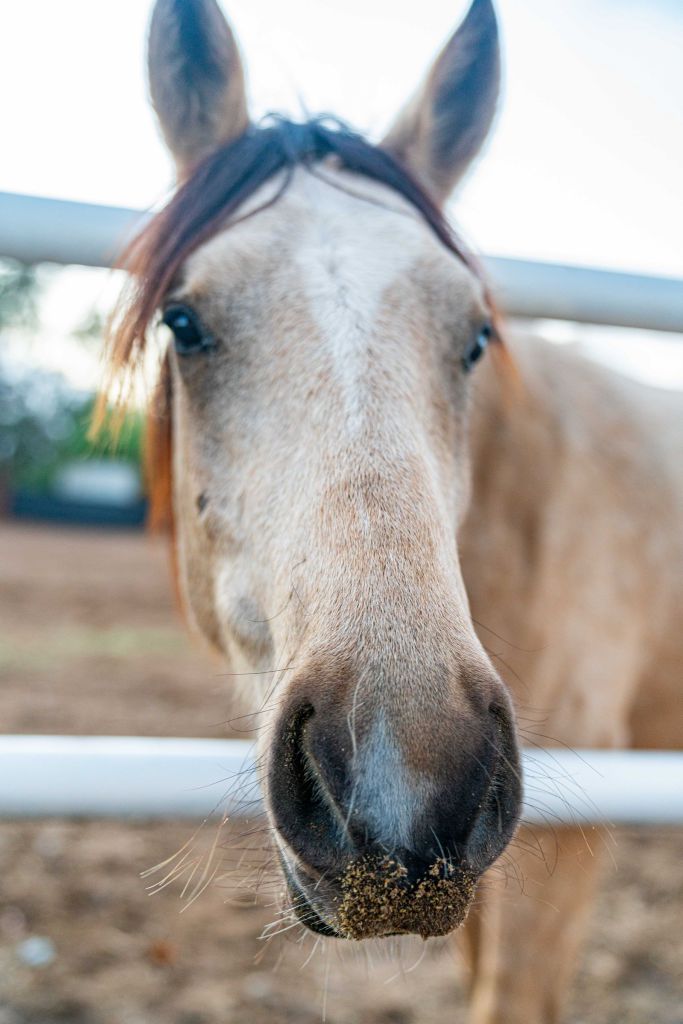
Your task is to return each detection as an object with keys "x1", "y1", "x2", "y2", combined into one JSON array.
[
  {"x1": 460, "y1": 339, "x2": 555, "y2": 626},
  {"x1": 467, "y1": 345, "x2": 534, "y2": 515},
  {"x1": 465, "y1": 335, "x2": 576, "y2": 532}
]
